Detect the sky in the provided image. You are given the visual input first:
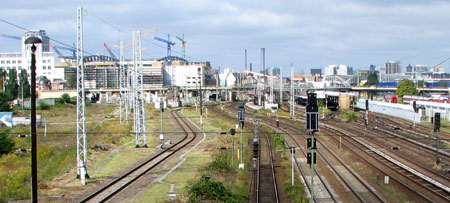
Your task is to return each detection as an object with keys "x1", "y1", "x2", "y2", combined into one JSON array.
[{"x1": 1, "y1": 0, "x2": 450, "y2": 75}]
